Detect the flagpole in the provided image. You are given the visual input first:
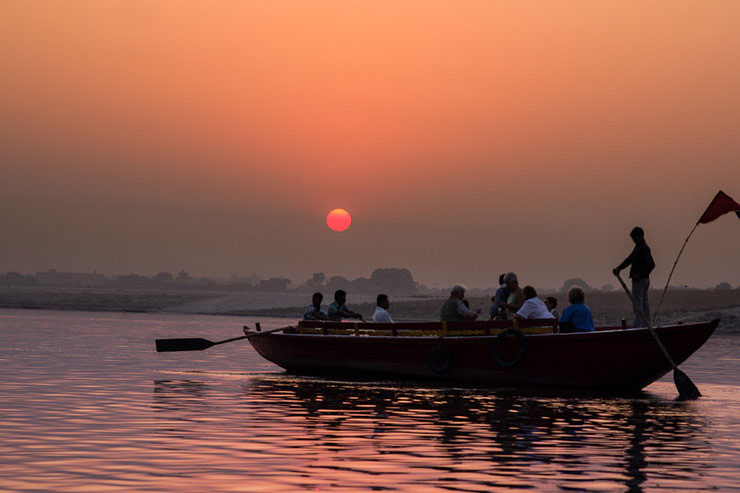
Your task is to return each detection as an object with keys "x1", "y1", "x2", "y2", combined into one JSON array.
[{"x1": 652, "y1": 221, "x2": 700, "y2": 326}]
